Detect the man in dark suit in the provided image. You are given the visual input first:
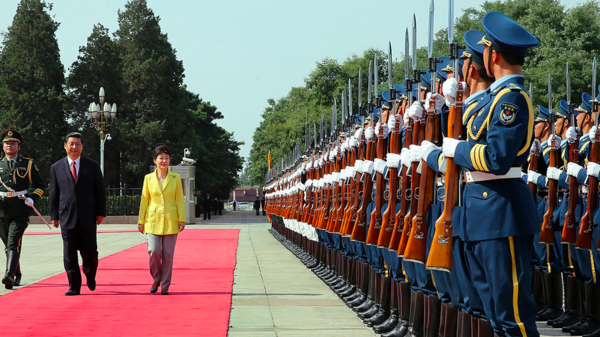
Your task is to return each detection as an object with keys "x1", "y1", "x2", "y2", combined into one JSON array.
[
  {"x1": 253, "y1": 197, "x2": 260, "y2": 216},
  {"x1": 49, "y1": 132, "x2": 106, "y2": 296},
  {"x1": 0, "y1": 129, "x2": 45, "y2": 289},
  {"x1": 203, "y1": 193, "x2": 211, "y2": 220}
]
